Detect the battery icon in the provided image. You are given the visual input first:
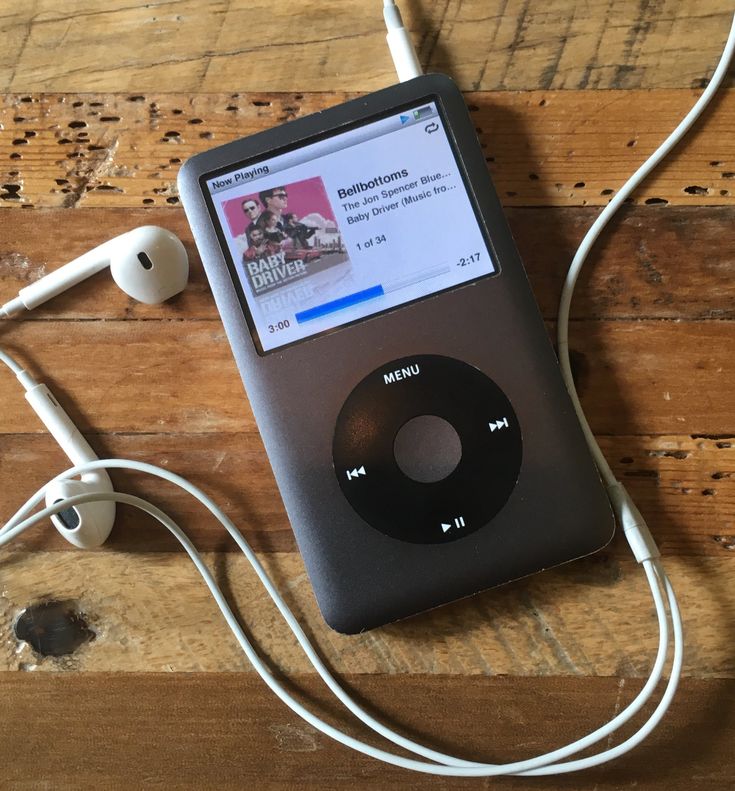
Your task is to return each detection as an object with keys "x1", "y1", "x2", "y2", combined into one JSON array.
[{"x1": 413, "y1": 106, "x2": 433, "y2": 120}]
